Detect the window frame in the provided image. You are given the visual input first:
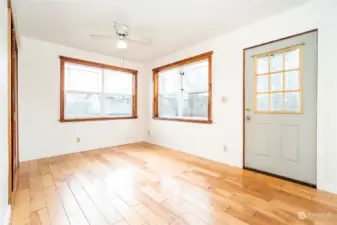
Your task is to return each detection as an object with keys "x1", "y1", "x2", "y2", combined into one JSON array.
[
  {"x1": 59, "y1": 56, "x2": 138, "y2": 123},
  {"x1": 254, "y1": 45, "x2": 302, "y2": 114},
  {"x1": 152, "y1": 51, "x2": 213, "y2": 124}
]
